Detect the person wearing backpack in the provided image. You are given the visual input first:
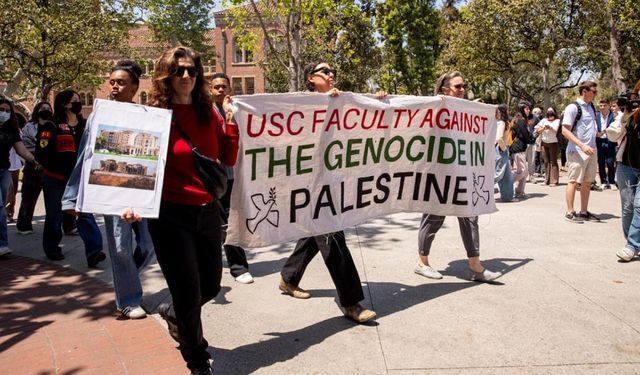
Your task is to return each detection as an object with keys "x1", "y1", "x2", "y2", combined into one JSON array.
[
  {"x1": 596, "y1": 98, "x2": 617, "y2": 189},
  {"x1": 561, "y1": 81, "x2": 601, "y2": 223},
  {"x1": 509, "y1": 101, "x2": 533, "y2": 198}
]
